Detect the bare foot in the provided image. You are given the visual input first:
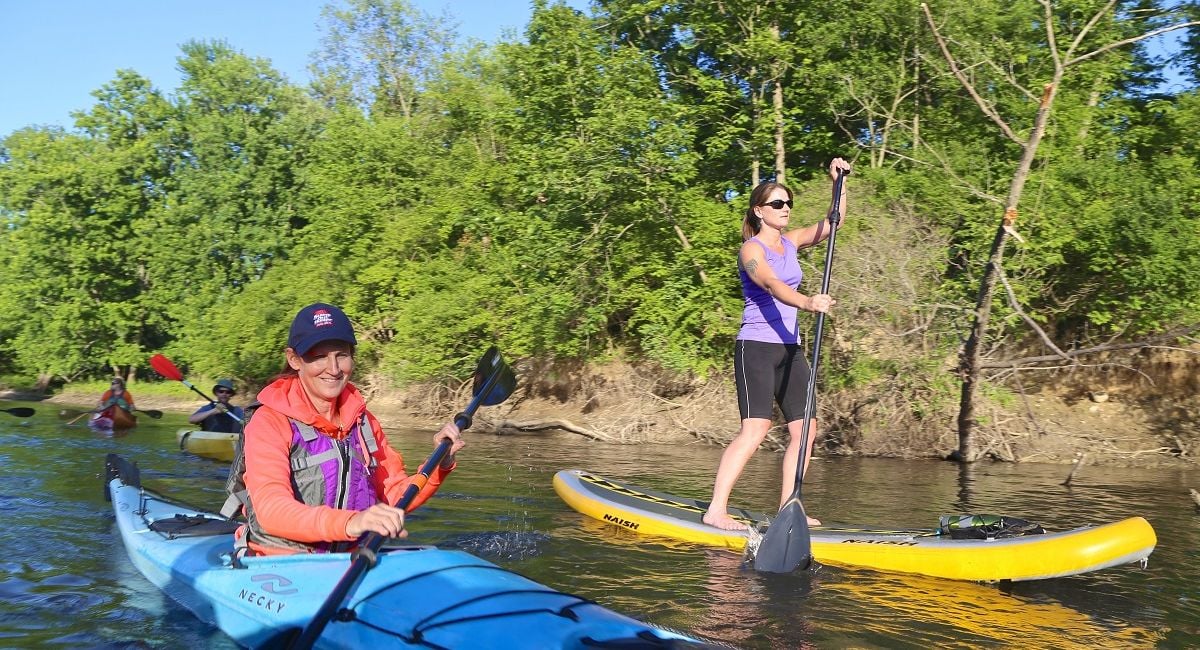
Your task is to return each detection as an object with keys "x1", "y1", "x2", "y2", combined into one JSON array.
[
  {"x1": 807, "y1": 515, "x2": 822, "y2": 526},
  {"x1": 703, "y1": 511, "x2": 749, "y2": 531}
]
